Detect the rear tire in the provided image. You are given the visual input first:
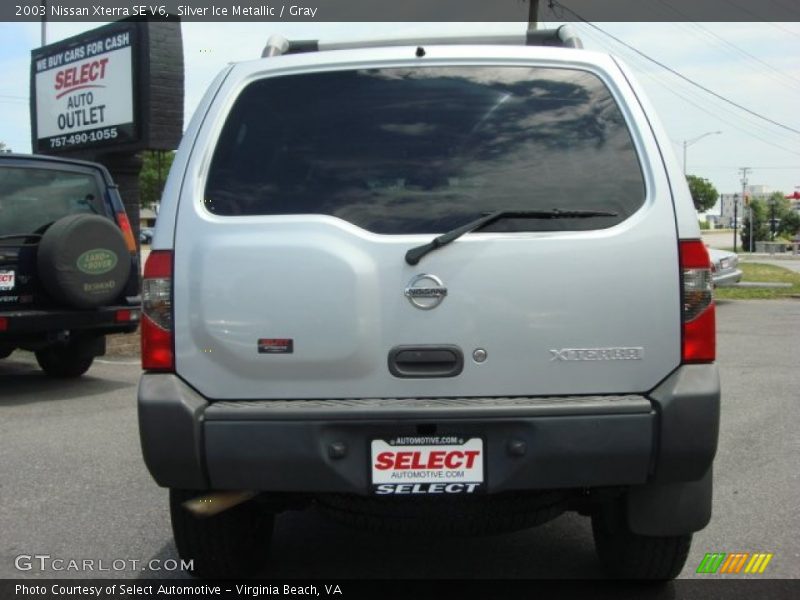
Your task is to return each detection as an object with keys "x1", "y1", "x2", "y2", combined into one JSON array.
[
  {"x1": 0, "y1": 347, "x2": 14, "y2": 359},
  {"x1": 35, "y1": 346, "x2": 94, "y2": 378},
  {"x1": 592, "y1": 502, "x2": 692, "y2": 580},
  {"x1": 170, "y1": 489, "x2": 274, "y2": 579}
]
